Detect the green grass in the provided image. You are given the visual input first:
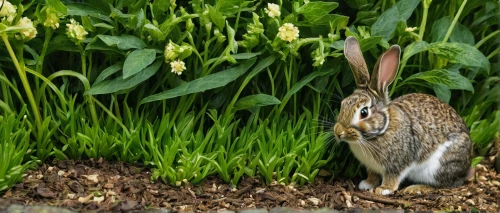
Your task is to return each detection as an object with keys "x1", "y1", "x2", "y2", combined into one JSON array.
[{"x1": 0, "y1": 0, "x2": 498, "y2": 191}]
